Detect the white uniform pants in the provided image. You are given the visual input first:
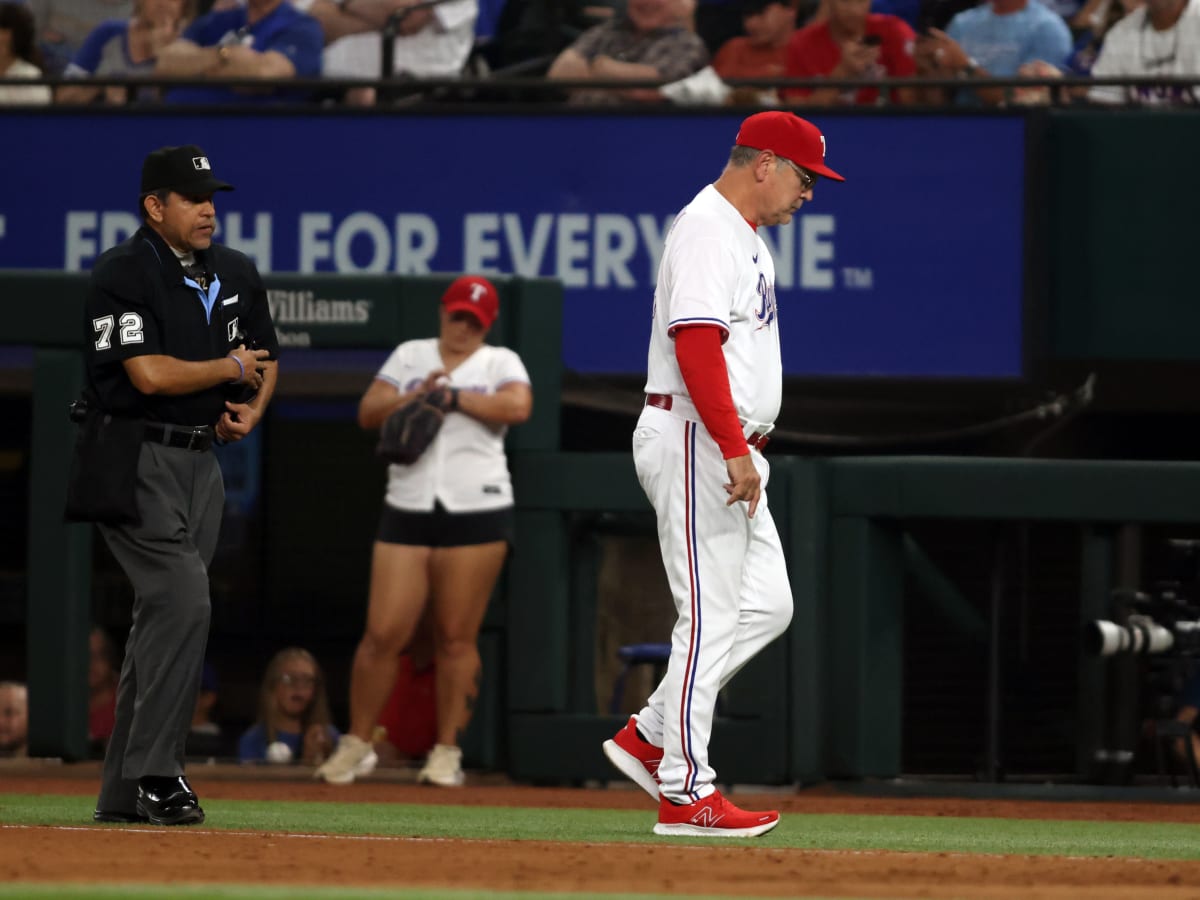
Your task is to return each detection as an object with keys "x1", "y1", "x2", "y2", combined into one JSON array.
[{"x1": 631, "y1": 404, "x2": 793, "y2": 802}]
